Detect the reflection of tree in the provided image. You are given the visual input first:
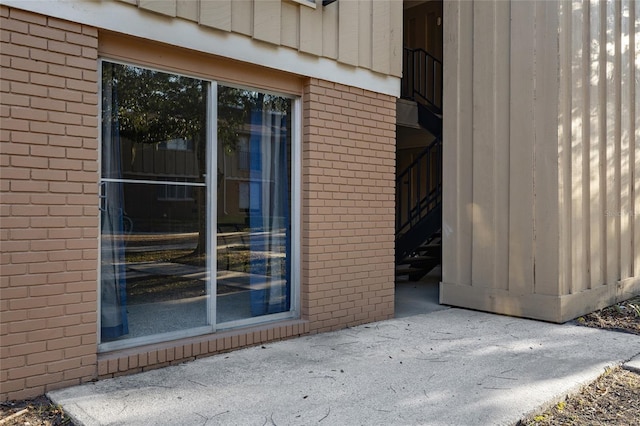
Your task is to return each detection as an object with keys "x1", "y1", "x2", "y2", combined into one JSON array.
[
  {"x1": 105, "y1": 63, "x2": 291, "y2": 261},
  {"x1": 109, "y1": 65, "x2": 206, "y2": 145},
  {"x1": 217, "y1": 87, "x2": 291, "y2": 154}
]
